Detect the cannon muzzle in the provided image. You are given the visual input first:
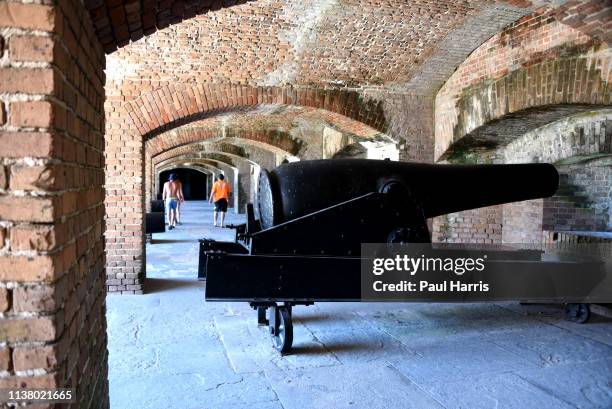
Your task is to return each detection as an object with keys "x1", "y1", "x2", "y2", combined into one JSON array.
[{"x1": 257, "y1": 159, "x2": 558, "y2": 229}]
